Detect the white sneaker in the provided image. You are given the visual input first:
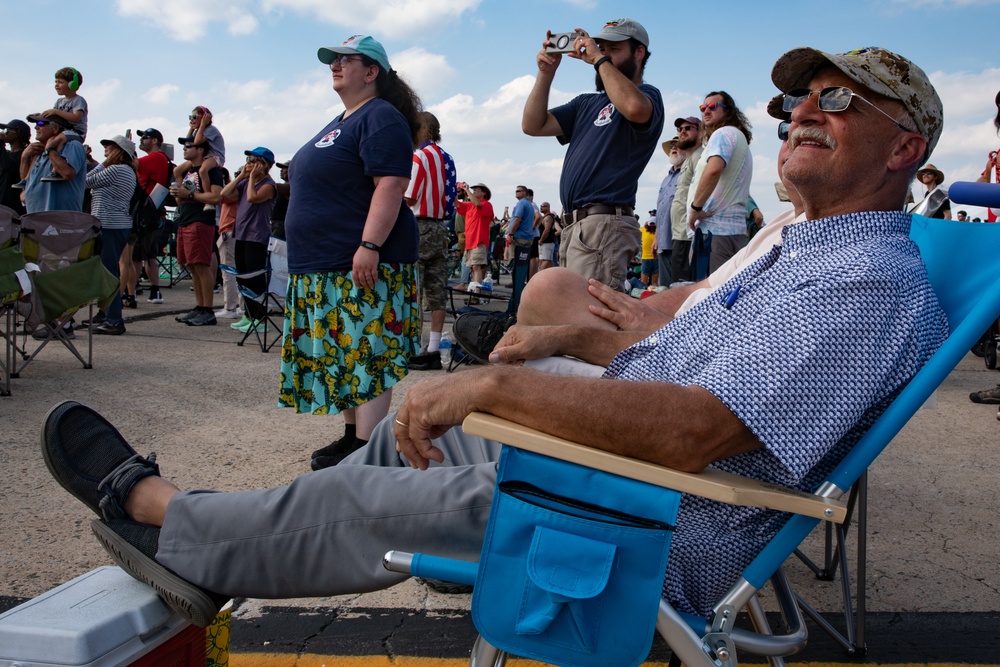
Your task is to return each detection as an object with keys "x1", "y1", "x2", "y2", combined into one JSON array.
[{"x1": 214, "y1": 308, "x2": 241, "y2": 319}]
